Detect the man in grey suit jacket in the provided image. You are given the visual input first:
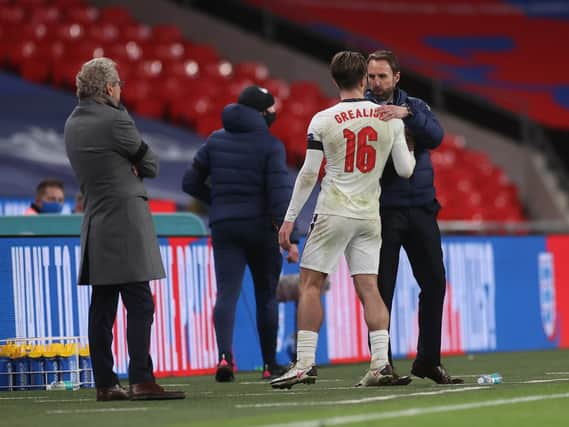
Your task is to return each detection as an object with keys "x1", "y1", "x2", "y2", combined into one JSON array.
[{"x1": 64, "y1": 57, "x2": 184, "y2": 401}]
